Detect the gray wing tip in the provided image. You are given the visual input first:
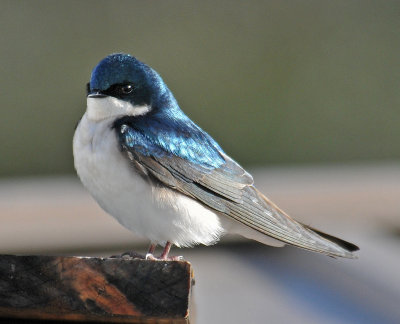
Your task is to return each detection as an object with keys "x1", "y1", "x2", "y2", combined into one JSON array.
[{"x1": 302, "y1": 224, "x2": 359, "y2": 258}]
